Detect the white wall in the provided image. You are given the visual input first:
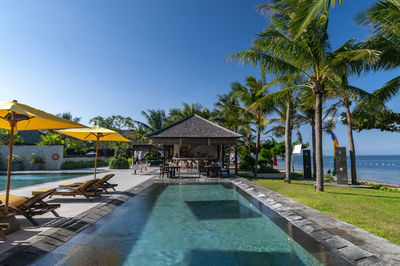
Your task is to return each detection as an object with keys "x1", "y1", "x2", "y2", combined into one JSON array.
[{"x1": 0, "y1": 145, "x2": 64, "y2": 170}]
